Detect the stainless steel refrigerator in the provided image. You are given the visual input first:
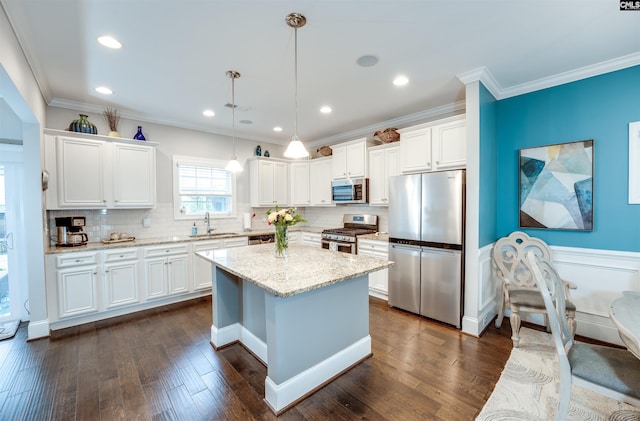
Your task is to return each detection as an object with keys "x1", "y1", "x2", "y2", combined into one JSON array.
[{"x1": 388, "y1": 170, "x2": 465, "y2": 328}]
